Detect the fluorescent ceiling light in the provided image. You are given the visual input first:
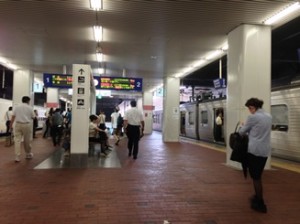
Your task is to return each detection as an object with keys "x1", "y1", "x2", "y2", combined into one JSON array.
[
  {"x1": 96, "y1": 53, "x2": 103, "y2": 62},
  {"x1": 193, "y1": 59, "x2": 206, "y2": 68},
  {"x1": 264, "y1": 2, "x2": 300, "y2": 25},
  {"x1": 6, "y1": 63, "x2": 18, "y2": 70},
  {"x1": 98, "y1": 67, "x2": 104, "y2": 74},
  {"x1": 174, "y1": 73, "x2": 185, "y2": 78},
  {"x1": 90, "y1": 0, "x2": 102, "y2": 11},
  {"x1": 93, "y1": 26, "x2": 103, "y2": 42},
  {"x1": 0, "y1": 57, "x2": 18, "y2": 70},
  {"x1": 221, "y1": 43, "x2": 228, "y2": 51},
  {"x1": 0, "y1": 57, "x2": 7, "y2": 64},
  {"x1": 205, "y1": 50, "x2": 223, "y2": 60}
]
